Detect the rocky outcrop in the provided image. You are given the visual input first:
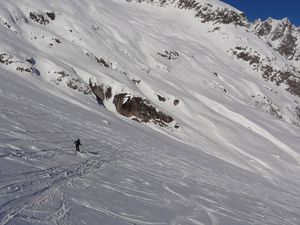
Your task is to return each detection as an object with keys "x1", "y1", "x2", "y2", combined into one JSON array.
[
  {"x1": 0, "y1": 53, "x2": 35, "y2": 74},
  {"x1": 113, "y1": 93, "x2": 175, "y2": 127},
  {"x1": 0, "y1": 53, "x2": 14, "y2": 65},
  {"x1": 262, "y1": 68, "x2": 300, "y2": 97},
  {"x1": 132, "y1": 79, "x2": 141, "y2": 85},
  {"x1": 157, "y1": 94, "x2": 166, "y2": 102},
  {"x1": 0, "y1": 16, "x2": 13, "y2": 30},
  {"x1": 232, "y1": 47, "x2": 260, "y2": 65},
  {"x1": 157, "y1": 51, "x2": 179, "y2": 60},
  {"x1": 16, "y1": 67, "x2": 33, "y2": 73},
  {"x1": 29, "y1": 12, "x2": 49, "y2": 25},
  {"x1": 261, "y1": 66, "x2": 300, "y2": 97},
  {"x1": 52, "y1": 71, "x2": 91, "y2": 95},
  {"x1": 89, "y1": 79, "x2": 176, "y2": 127}
]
